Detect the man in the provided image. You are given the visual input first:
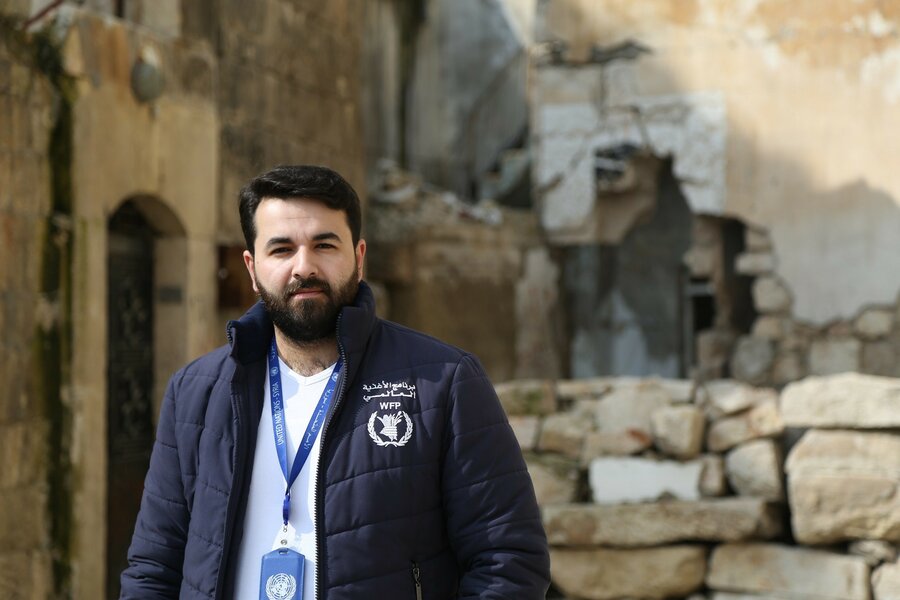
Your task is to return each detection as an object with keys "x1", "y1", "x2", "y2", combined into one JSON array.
[{"x1": 120, "y1": 165, "x2": 550, "y2": 599}]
